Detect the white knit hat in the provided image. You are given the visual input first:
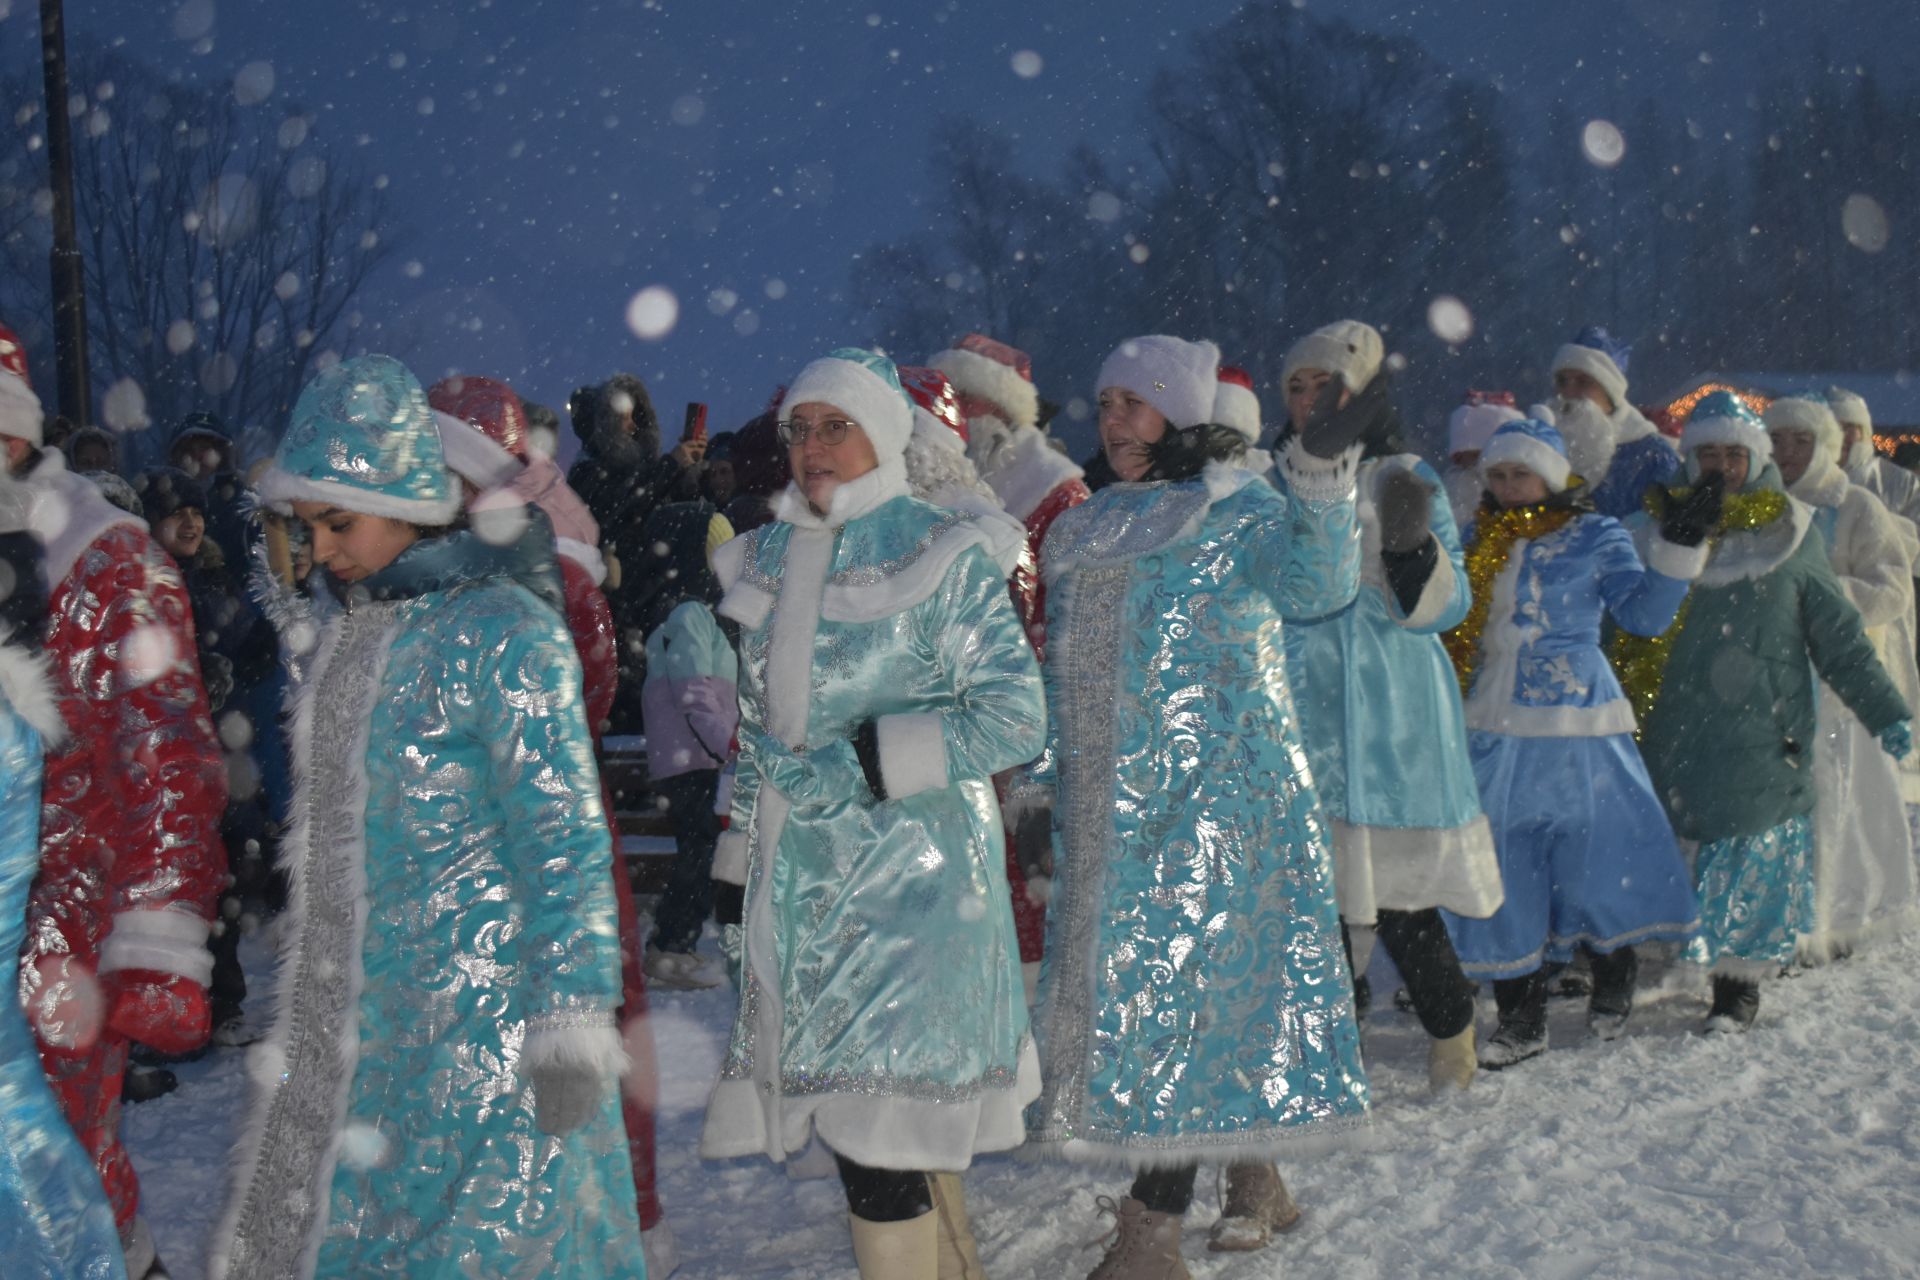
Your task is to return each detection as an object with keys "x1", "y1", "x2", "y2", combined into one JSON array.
[
  {"x1": 1097, "y1": 335, "x2": 1222, "y2": 430},
  {"x1": 1281, "y1": 320, "x2": 1384, "y2": 393},
  {"x1": 1826, "y1": 385, "x2": 1871, "y2": 430},
  {"x1": 779, "y1": 347, "x2": 916, "y2": 458},
  {"x1": 1448, "y1": 400, "x2": 1524, "y2": 456},
  {"x1": 1212, "y1": 366, "x2": 1261, "y2": 442}
]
